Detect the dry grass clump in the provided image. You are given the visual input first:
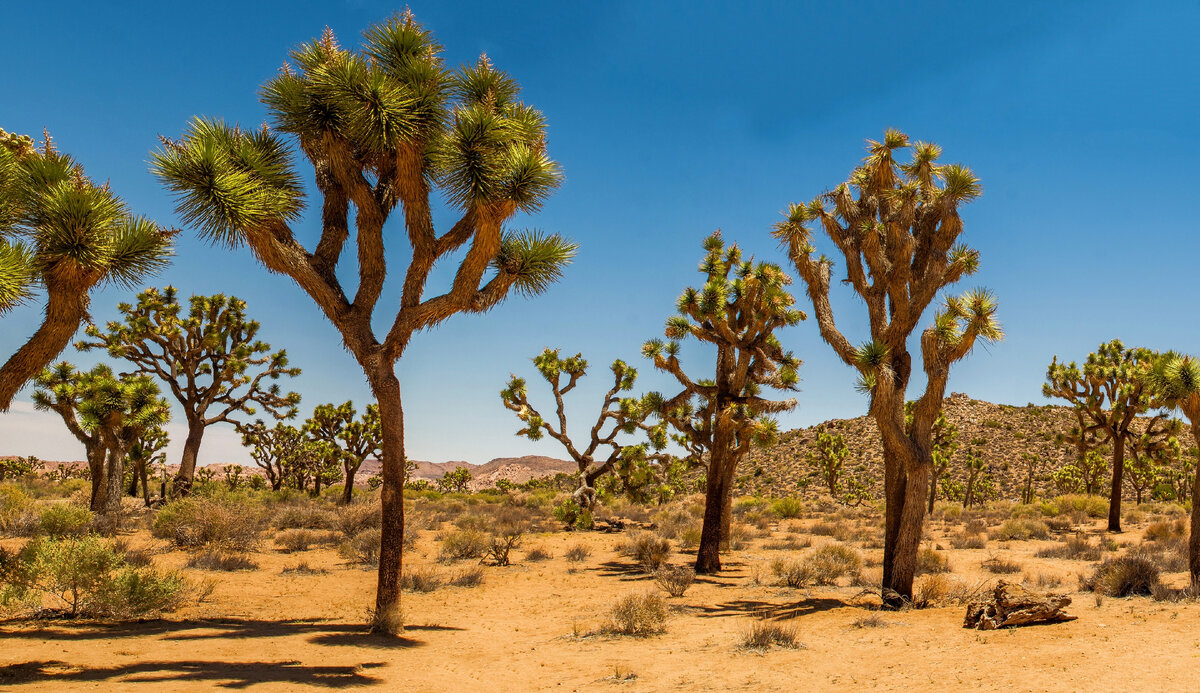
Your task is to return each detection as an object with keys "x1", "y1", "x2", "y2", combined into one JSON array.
[
  {"x1": 564, "y1": 543, "x2": 591, "y2": 563},
  {"x1": 524, "y1": 546, "x2": 552, "y2": 562},
  {"x1": 949, "y1": 531, "x2": 987, "y2": 549},
  {"x1": 401, "y1": 567, "x2": 442, "y2": 593},
  {"x1": 185, "y1": 550, "x2": 259, "y2": 571},
  {"x1": 1081, "y1": 554, "x2": 1161, "y2": 597},
  {"x1": 770, "y1": 497, "x2": 805, "y2": 519},
  {"x1": 603, "y1": 591, "x2": 668, "y2": 636},
  {"x1": 621, "y1": 532, "x2": 671, "y2": 573},
  {"x1": 677, "y1": 525, "x2": 702, "y2": 550},
  {"x1": 911, "y1": 573, "x2": 973, "y2": 608},
  {"x1": 112, "y1": 540, "x2": 154, "y2": 568},
  {"x1": 274, "y1": 528, "x2": 330, "y2": 553},
  {"x1": 810, "y1": 521, "x2": 838, "y2": 536},
  {"x1": 851, "y1": 613, "x2": 889, "y2": 628},
  {"x1": 654, "y1": 565, "x2": 696, "y2": 598},
  {"x1": 339, "y1": 528, "x2": 381, "y2": 566},
  {"x1": 1054, "y1": 494, "x2": 1109, "y2": 519},
  {"x1": 740, "y1": 620, "x2": 802, "y2": 652},
  {"x1": 763, "y1": 534, "x2": 812, "y2": 551},
  {"x1": 981, "y1": 555, "x2": 1022, "y2": 574},
  {"x1": 438, "y1": 527, "x2": 490, "y2": 563},
  {"x1": 992, "y1": 517, "x2": 1050, "y2": 541},
  {"x1": 1144, "y1": 518, "x2": 1186, "y2": 543},
  {"x1": 281, "y1": 561, "x2": 328, "y2": 575},
  {"x1": 448, "y1": 566, "x2": 485, "y2": 588},
  {"x1": 771, "y1": 544, "x2": 862, "y2": 588},
  {"x1": 273, "y1": 504, "x2": 335, "y2": 530},
  {"x1": 1035, "y1": 533, "x2": 1101, "y2": 561},
  {"x1": 1022, "y1": 572, "x2": 1062, "y2": 589},
  {"x1": 153, "y1": 496, "x2": 266, "y2": 551},
  {"x1": 652, "y1": 507, "x2": 694, "y2": 540},
  {"x1": 333, "y1": 500, "x2": 381, "y2": 538},
  {"x1": 916, "y1": 546, "x2": 951, "y2": 575}
]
